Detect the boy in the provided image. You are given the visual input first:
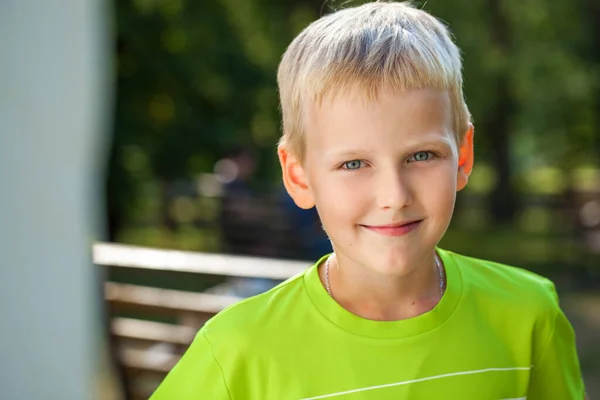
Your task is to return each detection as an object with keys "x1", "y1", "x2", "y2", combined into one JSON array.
[{"x1": 151, "y1": 2, "x2": 586, "y2": 399}]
